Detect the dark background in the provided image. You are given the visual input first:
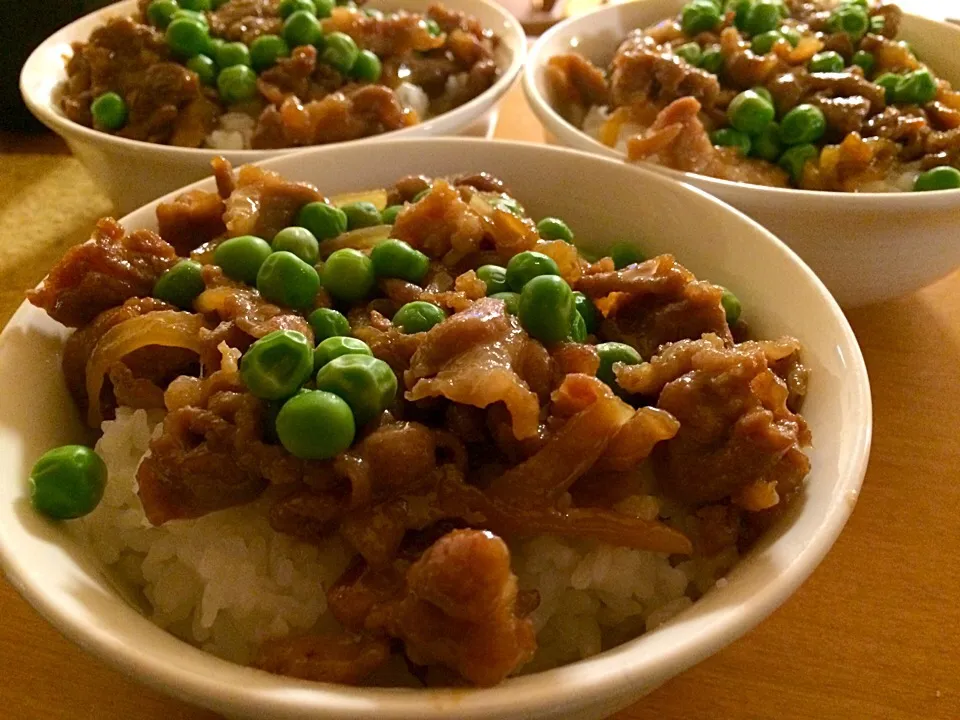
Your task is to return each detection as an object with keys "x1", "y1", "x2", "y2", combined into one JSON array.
[{"x1": 0, "y1": 0, "x2": 114, "y2": 131}]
